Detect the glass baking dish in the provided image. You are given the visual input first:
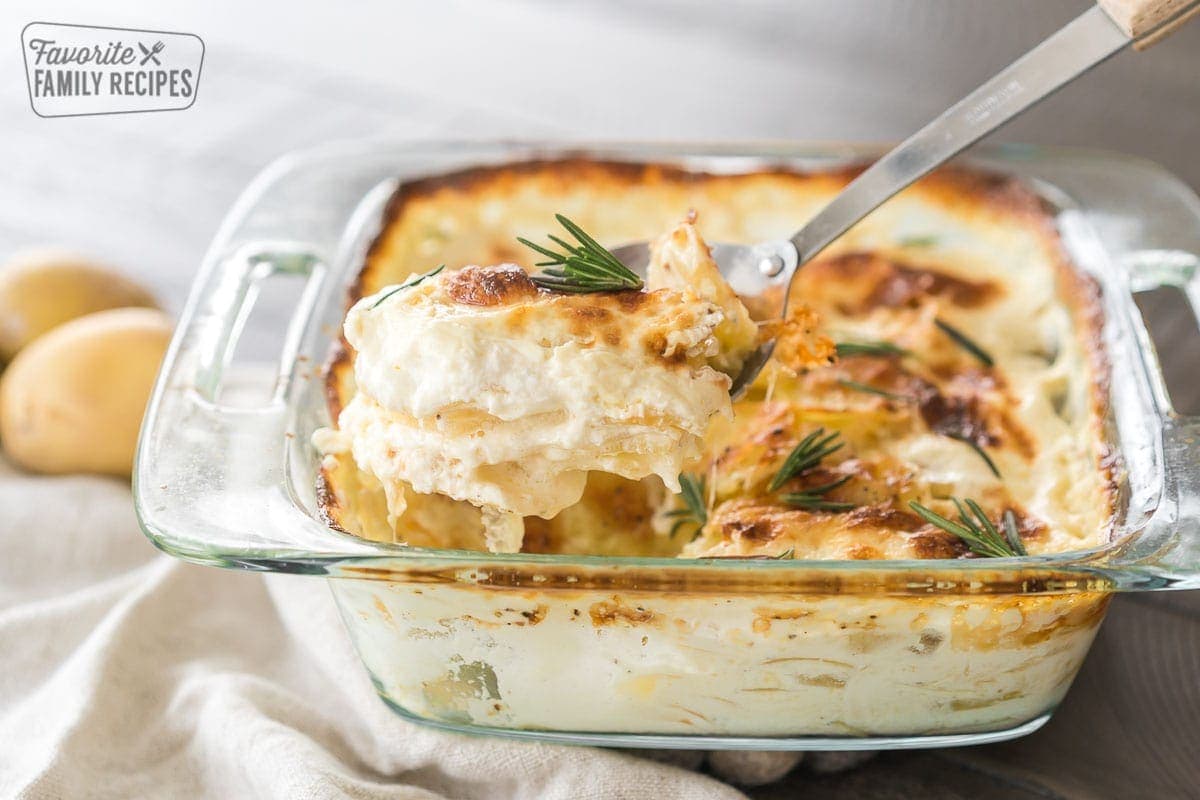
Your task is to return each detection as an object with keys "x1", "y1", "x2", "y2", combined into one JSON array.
[{"x1": 134, "y1": 140, "x2": 1200, "y2": 751}]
